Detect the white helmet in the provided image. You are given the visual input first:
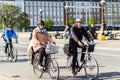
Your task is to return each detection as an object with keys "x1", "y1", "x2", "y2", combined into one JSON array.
[{"x1": 76, "y1": 18, "x2": 82, "y2": 23}]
